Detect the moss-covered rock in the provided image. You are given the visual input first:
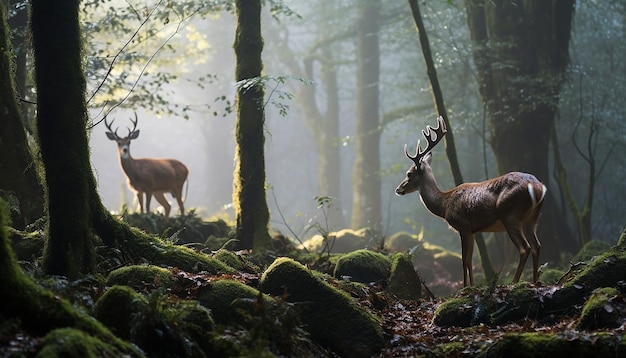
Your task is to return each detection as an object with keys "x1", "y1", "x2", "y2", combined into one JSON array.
[
  {"x1": 212, "y1": 249, "x2": 260, "y2": 273},
  {"x1": 106, "y1": 265, "x2": 177, "y2": 291},
  {"x1": 572, "y1": 240, "x2": 612, "y2": 262},
  {"x1": 93, "y1": 285, "x2": 148, "y2": 340},
  {"x1": 385, "y1": 231, "x2": 422, "y2": 252},
  {"x1": 37, "y1": 327, "x2": 133, "y2": 357},
  {"x1": 479, "y1": 332, "x2": 626, "y2": 358},
  {"x1": 432, "y1": 295, "x2": 476, "y2": 327},
  {"x1": 300, "y1": 227, "x2": 379, "y2": 253},
  {"x1": 333, "y1": 249, "x2": 391, "y2": 283},
  {"x1": 259, "y1": 257, "x2": 384, "y2": 357},
  {"x1": 197, "y1": 279, "x2": 275, "y2": 325},
  {"x1": 539, "y1": 268, "x2": 564, "y2": 284},
  {"x1": 577, "y1": 287, "x2": 624, "y2": 330},
  {"x1": 386, "y1": 253, "x2": 422, "y2": 300}
]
